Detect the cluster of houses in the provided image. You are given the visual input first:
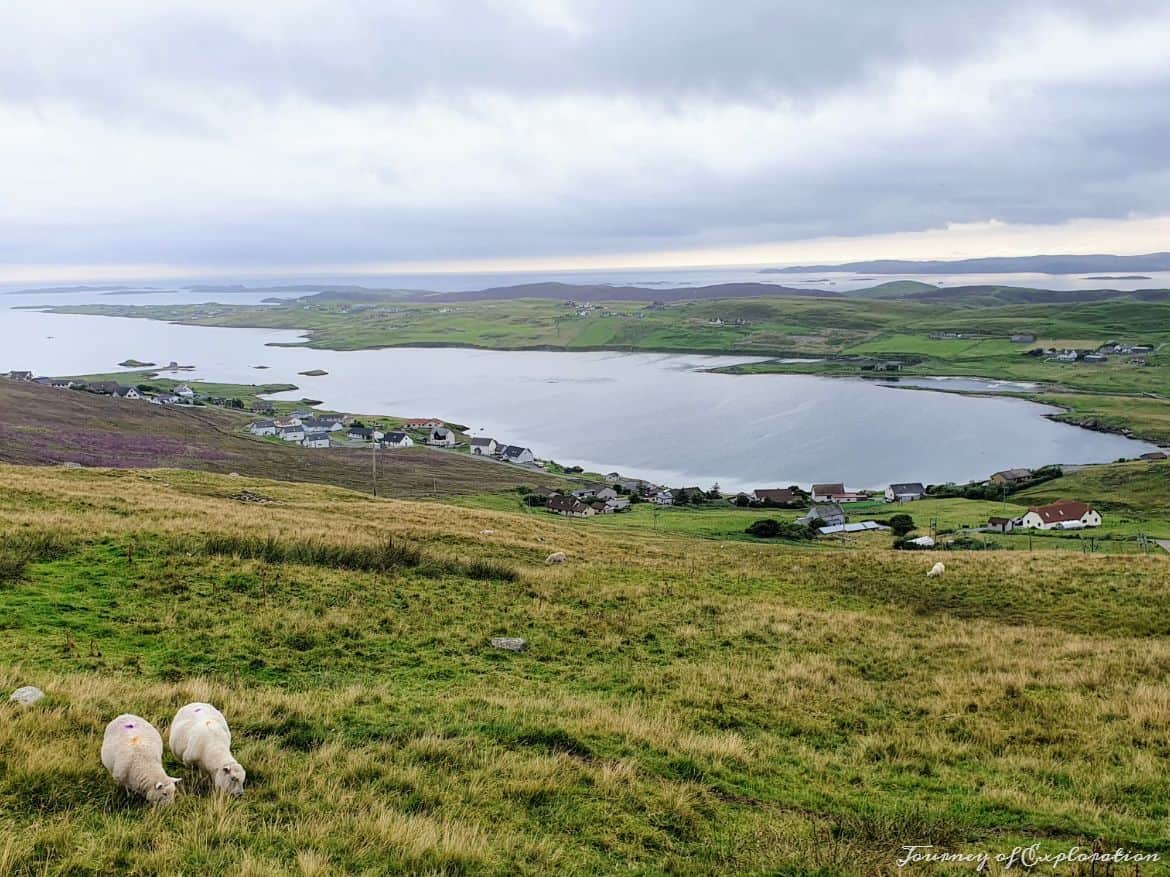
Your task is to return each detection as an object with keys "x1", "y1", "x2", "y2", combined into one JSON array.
[
  {"x1": 248, "y1": 412, "x2": 347, "y2": 449},
  {"x1": 6, "y1": 370, "x2": 198, "y2": 405},
  {"x1": 1028, "y1": 341, "x2": 1155, "y2": 365},
  {"x1": 467, "y1": 436, "x2": 536, "y2": 465},
  {"x1": 544, "y1": 484, "x2": 632, "y2": 517},
  {"x1": 244, "y1": 413, "x2": 543, "y2": 465}
]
